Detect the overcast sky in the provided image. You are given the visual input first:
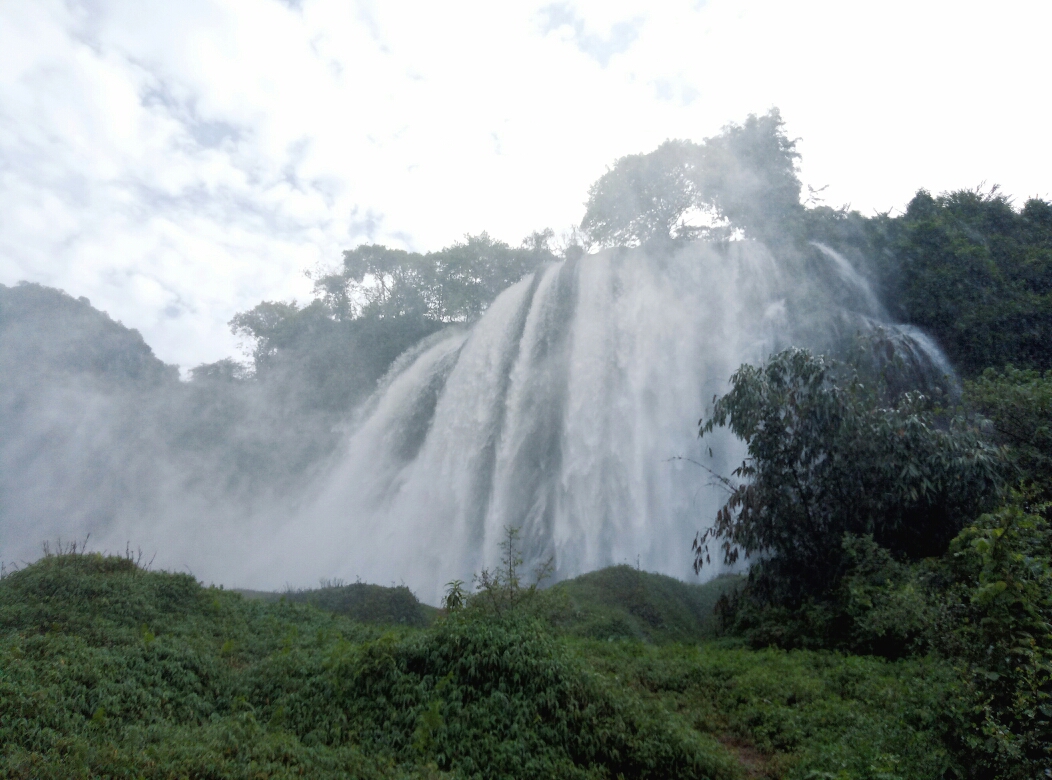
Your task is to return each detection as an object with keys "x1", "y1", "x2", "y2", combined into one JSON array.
[{"x1": 1, "y1": 0, "x2": 1049, "y2": 369}]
